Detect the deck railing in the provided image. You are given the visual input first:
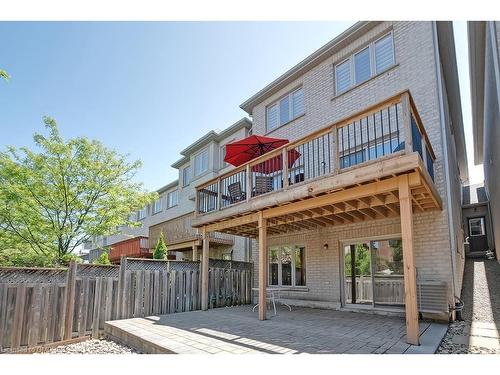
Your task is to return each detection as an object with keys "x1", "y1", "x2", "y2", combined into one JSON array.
[{"x1": 196, "y1": 91, "x2": 436, "y2": 215}]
